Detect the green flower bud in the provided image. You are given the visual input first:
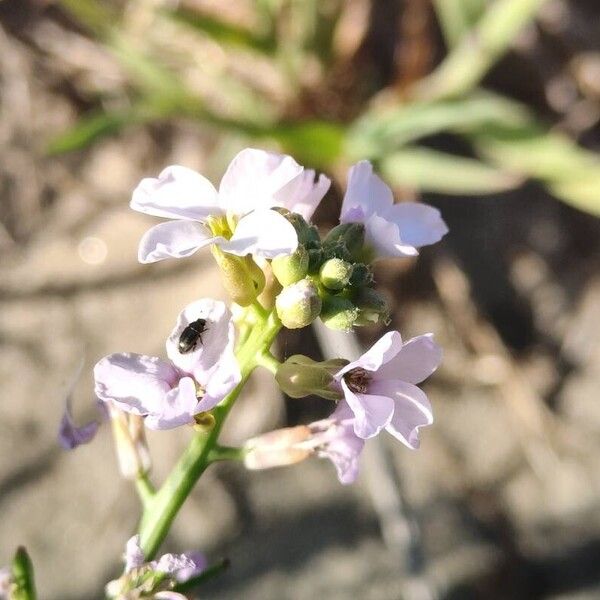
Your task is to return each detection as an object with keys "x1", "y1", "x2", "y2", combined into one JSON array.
[
  {"x1": 275, "y1": 278, "x2": 322, "y2": 329},
  {"x1": 349, "y1": 263, "x2": 374, "y2": 287},
  {"x1": 319, "y1": 258, "x2": 353, "y2": 290},
  {"x1": 276, "y1": 211, "x2": 319, "y2": 246},
  {"x1": 275, "y1": 354, "x2": 346, "y2": 400},
  {"x1": 320, "y1": 296, "x2": 359, "y2": 331},
  {"x1": 307, "y1": 247, "x2": 325, "y2": 273},
  {"x1": 354, "y1": 287, "x2": 391, "y2": 326},
  {"x1": 272, "y1": 245, "x2": 309, "y2": 287},
  {"x1": 212, "y1": 246, "x2": 262, "y2": 306},
  {"x1": 322, "y1": 239, "x2": 352, "y2": 262},
  {"x1": 323, "y1": 222, "x2": 365, "y2": 258}
]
